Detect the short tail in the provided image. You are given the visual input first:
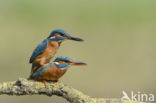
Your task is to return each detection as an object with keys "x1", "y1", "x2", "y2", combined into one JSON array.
[
  {"x1": 27, "y1": 64, "x2": 35, "y2": 80},
  {"x1": 31, "y1": 64, "x2": 35, "y2": 72}
]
